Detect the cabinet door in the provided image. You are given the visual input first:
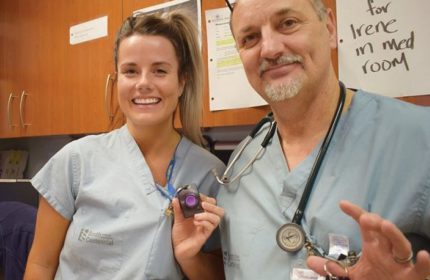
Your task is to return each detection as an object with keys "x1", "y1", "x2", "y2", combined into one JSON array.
[
  {"x1": 17, "y1": 0, "x2": 49, "y2": 137},
  {"x1": 0, "y1": 1, "x2": 16, "y2": 137},
  {"x1": 1, "y1": 0, "x2": 122, "y2": 139},
  {"x1": 0, "y1": 0, "x2": 44, "y2": 138},
  {"x1": 123, "y1": 0, "x2": 162, "y2": 15},
  {"x1": 48, "y1": 0, "x2": 123, "y2": 135}
]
